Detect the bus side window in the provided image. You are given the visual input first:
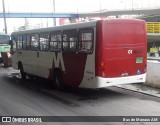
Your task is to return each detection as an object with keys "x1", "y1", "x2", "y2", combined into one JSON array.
[
  {"x1": 26, "y1": 35, "x2": 30, "y2": 50},
  {"x1": 78, "y1": 28, "x2": 93, "y2": 54},
  {"x1": 17, "y1": 35, "x2": 22, "y2": 50},
  {"x1": 39, "y1": 33, "x2": 49, "y2": 51},
  {"x1": 63, "y1": 30, "x2": 77, "y2": 52},
  {"x1": 22, "y1": 35, "x2": 27, "y2": 50},
  {"x1": 50, "y1": 31, "x2": 62, "y2": 52},
  {"x1": 31, "y1": 34, "x2": 39, "y2": 51}
]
